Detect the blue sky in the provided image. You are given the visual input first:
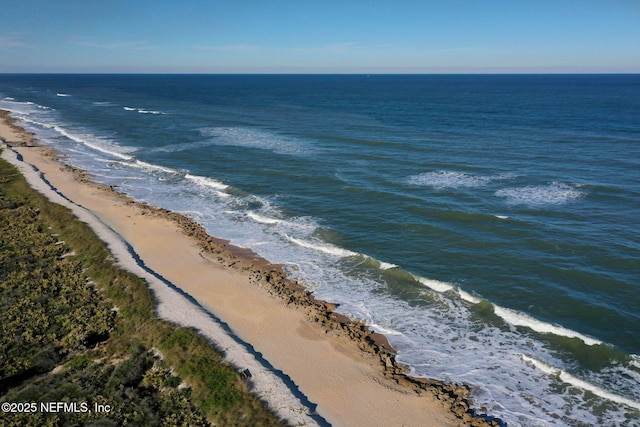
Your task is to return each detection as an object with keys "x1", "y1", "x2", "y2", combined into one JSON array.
[{"x1": 1, "y1": 0, "x2": 639, "y2": 73}]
